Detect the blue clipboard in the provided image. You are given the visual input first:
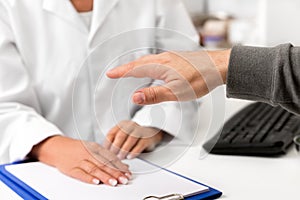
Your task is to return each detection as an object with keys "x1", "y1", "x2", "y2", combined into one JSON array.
[
  {"x1": 140, "y1": 158, "x2": 222, "y2": 200},
  {"x1": 0, "y1": 160, "x2": 222, "y2": 200},
  {"x1": 0, "y1": 161, "x2": 47, "y2": 200}
]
